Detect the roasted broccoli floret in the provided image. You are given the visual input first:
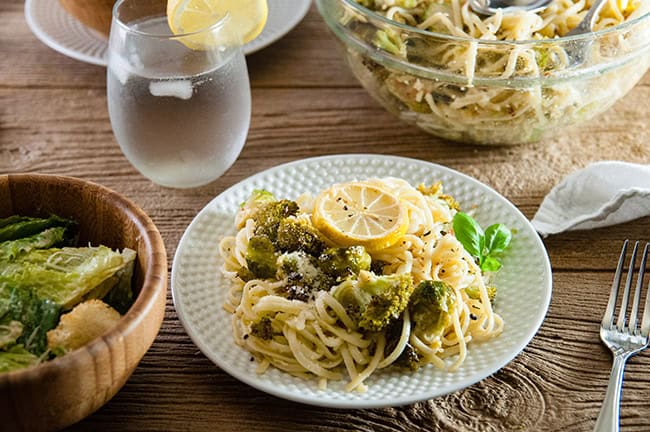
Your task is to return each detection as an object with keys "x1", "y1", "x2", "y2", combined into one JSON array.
[
  {"x1": 277, "y1": 218, "x2": 326, "y2": 256},
  {"x1": 331, "y1": 270, "x2": 414, "y2": 332},
  {"x1": 465, "y1": 285, "x2": 497, "y2": 303},
  {"x1": 416, "y1": 182, "x2": 442, "y2": 196},
  {"x1": 253, "y1": 200, "x2": 299, "y2": 242},
  {"x1": 236, "y1": 267, "x2": 256, "y2": 282},
  {"x1": 249, "y1": 316, "x2": 273, "y2": 340},
  {"x1": 241, "y1": 190, "x2": 275, "y2": 208},
  {"x1": 396, "y1": 344, "x2": 420, "y2": 371},
  {"x1": 237, "y1": 190, "x2": 277, "y2": 228},
  {"x1": 245, "y1": 236, "x2": 278, "y2": 279},
  {"x1": 318, "y1": 246, "x2": 372, "y2": 280},
  {"x1": 384, "y1": 318, "x2": 421, "y2": 371},
  {"x1": 416, "y1": 182, "x2": 460, "y2": 211},
  {"x1": 409, "y1": 280, "x2": 455, "y2": 338},
  {"x1": 370, "y1": 259, "x2": 387, "y2": 275},
  {"x1": 276, "y1": 251, "x2": 333, "y2": 301}
]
